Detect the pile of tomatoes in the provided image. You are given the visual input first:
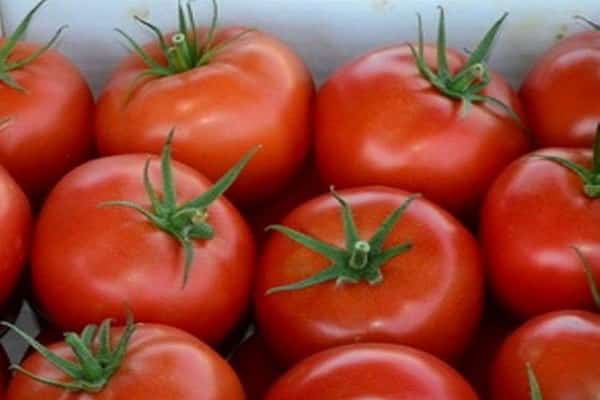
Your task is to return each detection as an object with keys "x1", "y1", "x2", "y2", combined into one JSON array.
[{"x1": 0, "y1": 0, "x2": 599, "y2": 399}]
